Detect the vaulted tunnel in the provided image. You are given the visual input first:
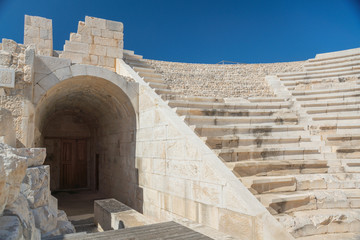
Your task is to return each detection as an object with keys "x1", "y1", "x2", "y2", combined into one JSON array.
[{"x1": 34, "y1": 76, "x2": 142, "y2": 212}]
